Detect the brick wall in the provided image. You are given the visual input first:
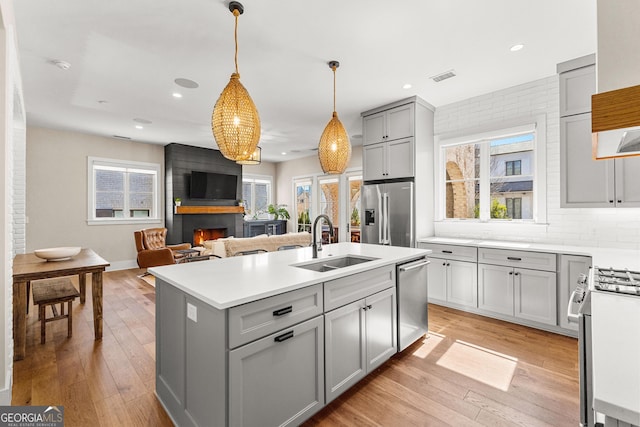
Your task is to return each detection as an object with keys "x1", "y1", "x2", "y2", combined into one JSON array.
[{"x1": 433, "y1": 75, "x2": 640, "y2": 250}]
